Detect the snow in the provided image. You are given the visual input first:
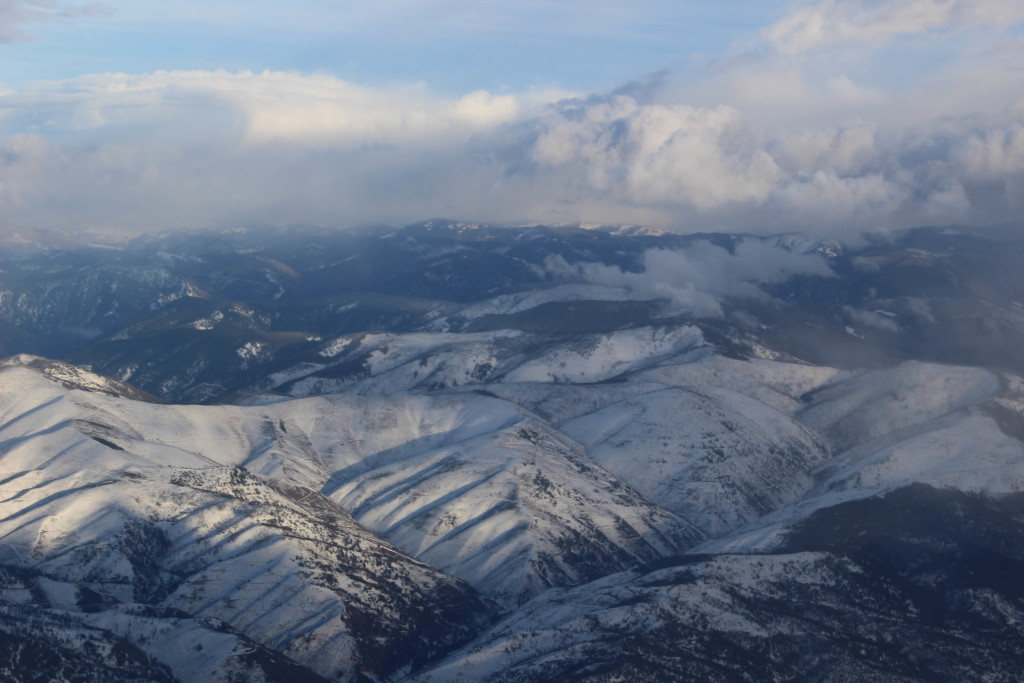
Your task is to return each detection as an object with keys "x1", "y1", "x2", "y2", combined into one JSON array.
[
  {"x1": 0, "y1": 370, "x2": 490, "y2": 679},
  {"x1": 636, "y1": 354, "x2": 842, "y2": 415},
  {"x1": 236, "y1": 341, "x2": 267, "y2": 361},
  {"x1": 191, "y1": 309, "x2": 224, "y2": 330},
  {"x1": 503, "y1": 325, "x2": 703, "y2": 384},
  {"x1": 416, "y1": 551, "x2": 843, "y2": 682},
  {"x1": 798, "y1": 361, "x2": 1002, "y2": 451},
  {"x1": 815, "y1": 414, "x2": 1024, "y2": 494},
  {"x1": 323, "y1": 408, "x2": 699, "y2": 607},
  {"x1": 560, "y1": 385, "x2": 829, "y2": 537},
  {"x1": 293, "y1": 329, "x2": 523, "y2": 396},
  {"x1": 5, "y1": 335, "x2": 1024, "y2": 680}
]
